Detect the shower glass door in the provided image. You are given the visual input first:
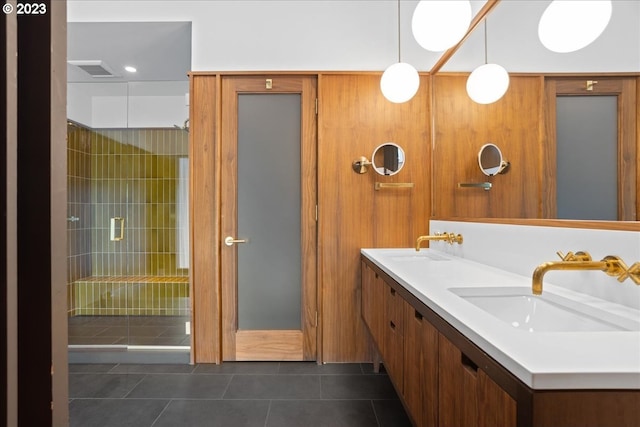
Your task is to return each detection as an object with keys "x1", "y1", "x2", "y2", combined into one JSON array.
[{"x1": 67, "y1": 81, "x2": 191, "y2": 359}]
